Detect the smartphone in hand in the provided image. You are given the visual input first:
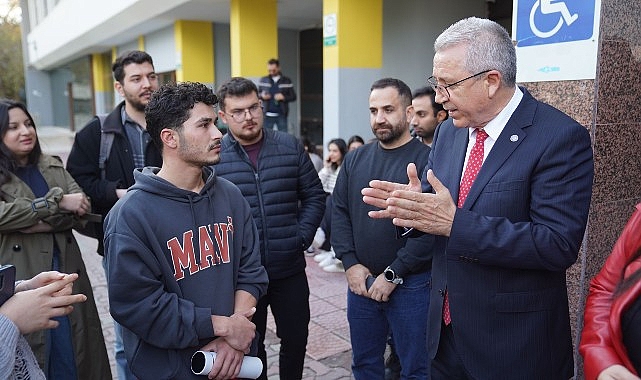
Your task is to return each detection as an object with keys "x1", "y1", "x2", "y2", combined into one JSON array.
[
  {"x1": 365, "y1": 275, "x2": 375, "y2": 291},
  {"x1": 0, "y1": 264, "x2": 16, "y2": 306}
]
